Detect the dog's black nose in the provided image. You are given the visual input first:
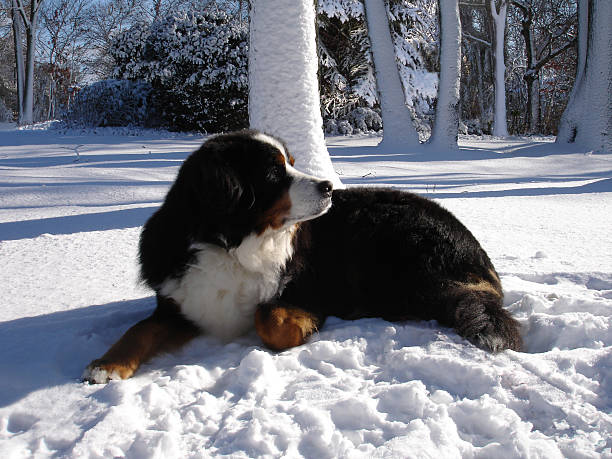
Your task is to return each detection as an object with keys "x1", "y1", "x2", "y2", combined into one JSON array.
[{"x1": 318, "y1": 180, "x2": 333, "y2": 194}]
